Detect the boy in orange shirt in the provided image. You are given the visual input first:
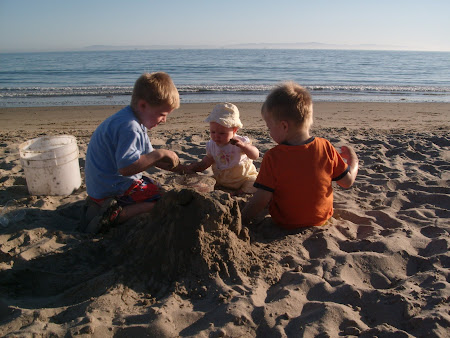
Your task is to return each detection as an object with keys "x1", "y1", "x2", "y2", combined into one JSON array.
[{"x1": 242, "y1": 82, "x2": 359, "y2": 229}]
